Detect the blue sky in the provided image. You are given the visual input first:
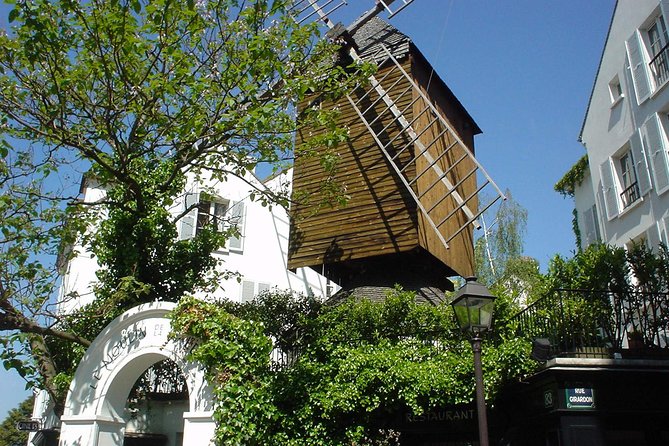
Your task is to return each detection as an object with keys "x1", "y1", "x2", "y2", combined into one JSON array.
[{"x1": 0, "y1": 0, "x2": 616, "y2": 419}]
